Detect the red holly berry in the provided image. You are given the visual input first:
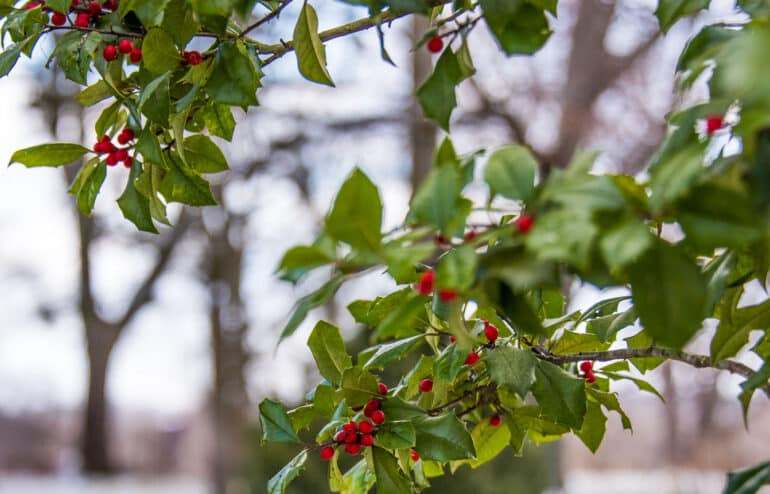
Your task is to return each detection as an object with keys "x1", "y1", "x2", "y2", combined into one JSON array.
[
  {"x1": 123, "y1": 156, "x2": 133, "y2": 168},
  {"x1": 360, "y1": 434, "x2": 374, "y2": 447},
  {"x1": 118, "y1": 39, "x2": 134, "y2": 54},
  {"x1": 378, "y1": 383, "x2": 388, "y2": 395},
  {"x1": 427, "y1": 35, "x2": 444, "y2": 54},
  {"x1": 344, "y1": 431, "x2": 357, "y2": 444},
  {"x1": 489, "y1": 415, "x2": 502, "y2": 427},
  {"x1": 74, "y1": 12, "x2": 90, "y2": 27},
  {"x1": 103, "y1": 45, "x2": 118, "y2": 62},
  {"x1": 105, "y1": 152, "x2": 118, "y2": 166},
  {"x1": 410, "y1": 449, "x2": 420, "y2": 461},
  {"x1": 419, "y1": 378, "x2": 433, "y2": 393},
  {"x1": 115, "y1": 148, "x2": 129, "y2": 163},
  {"x1": 579, "y1": 361, "x2": 593, "y2": 374},
  {"x1": 345, "y1": 443, "x2": 361, "y2": 455},
  {"x1": 352, "y1": 406, "x2": 363, "y2": 412},
  {"x1": 93, "y1": 142, "x2": 104, "y2": 154},
  {"x1": 416, "y1": 271, "x2": 434, "y2": 296},
  {"x1": 371, "y1": 410, "x2": 386, "y2": 425},
  {"x1": 705, "y1": 115, "x2": 724, "y2": 135},
  {"x1": 72, "y1": 0, "x2": 81, "y2": 6},
  {"x1": 484, "y1": 322, "x2": 499, "y2": 342},
  {"x1": 358, "y1": 420, "x2": 373, "y2": 434},
  {"x1": 438, "y1": 289, "x2": 457, "y2": 303},
  {"x1": 129, "y1": 47, "x2": 142, "y2": 63},
  {"x1": 117, "y1": 128, "x2": 135, "y2": 145},
  {"x1": 449, "y1": 335, "x2": 456, "y2": 343},
  {"x1": 88, "y1": 2, "x2": 102, "y2": 15},
  {"x1": 464, "y1": 230, "x2": 477, "y2": 241},
  {"x1": 434, "y1": 233, "x2": 449, "y2": 245},
  {"x1": 51, "y1": 12, "x2": 67, "y2": 26},
  {"x1": 320, "y1": 446, "x2": 335, "y2": 461},
  {"x1": 342, "y1": 421, "x2": 357, "y2": 433},
  {"x1": 465, "y1": 351, "x2": 480, "y2": 366},
  {"x1": 585, "y1": 371, "x2": 596, "y2": 384},
  {"x1": 516, "y1": 214, "x2": 534, "y2": 234},
  {"x1": 25, "y1": 1, "x2": 43, "y2": 9},
  {"x1": 102, "y1": 0, "x2": 117, "y2": 10},
  {"x1": 185, "y1": 50, "x2": 203, "y2": 66},
  {"x1": 334, "y1": 431, "x2": 346, "y2": 442},
  {"x1": 364, "y1": 399, "x2": 380, "y2": 414}
]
